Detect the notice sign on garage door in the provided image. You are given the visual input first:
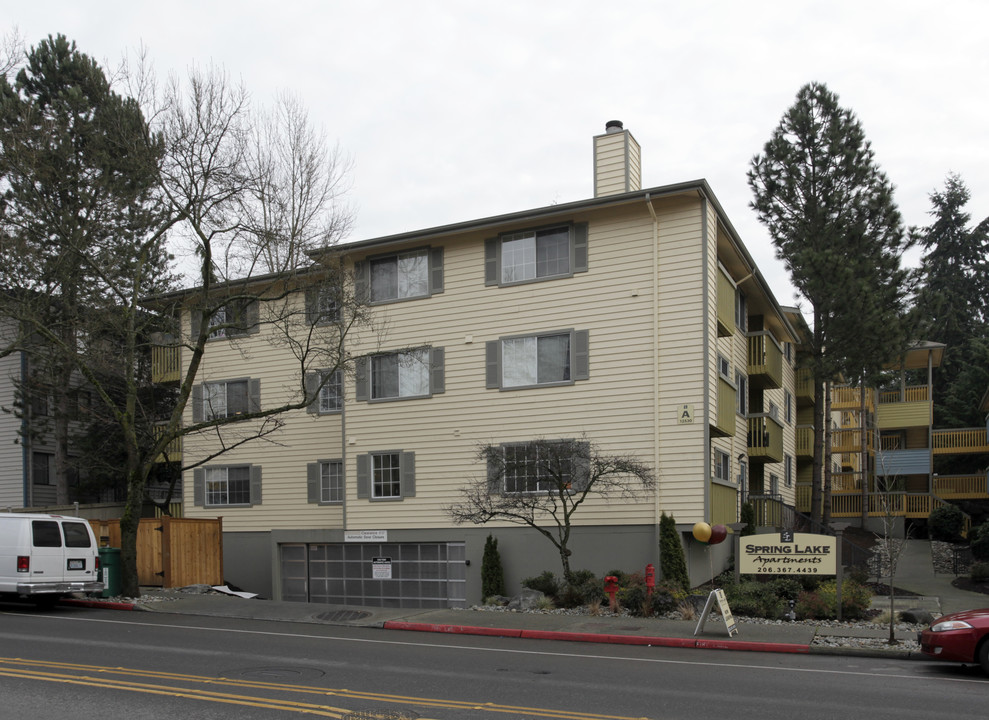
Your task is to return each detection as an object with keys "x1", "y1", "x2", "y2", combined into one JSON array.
[{"x1": 372, "y1": 557, "x2": 392, "y2": 579}]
